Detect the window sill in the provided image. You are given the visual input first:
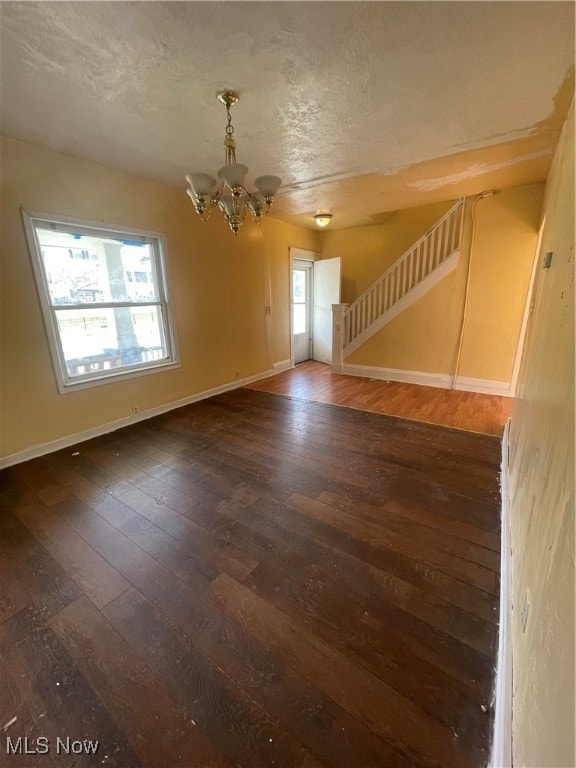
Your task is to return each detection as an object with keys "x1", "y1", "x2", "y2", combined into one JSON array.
[{"x1": 57, "y1": 359, "x2": 181, "y2": 394}]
